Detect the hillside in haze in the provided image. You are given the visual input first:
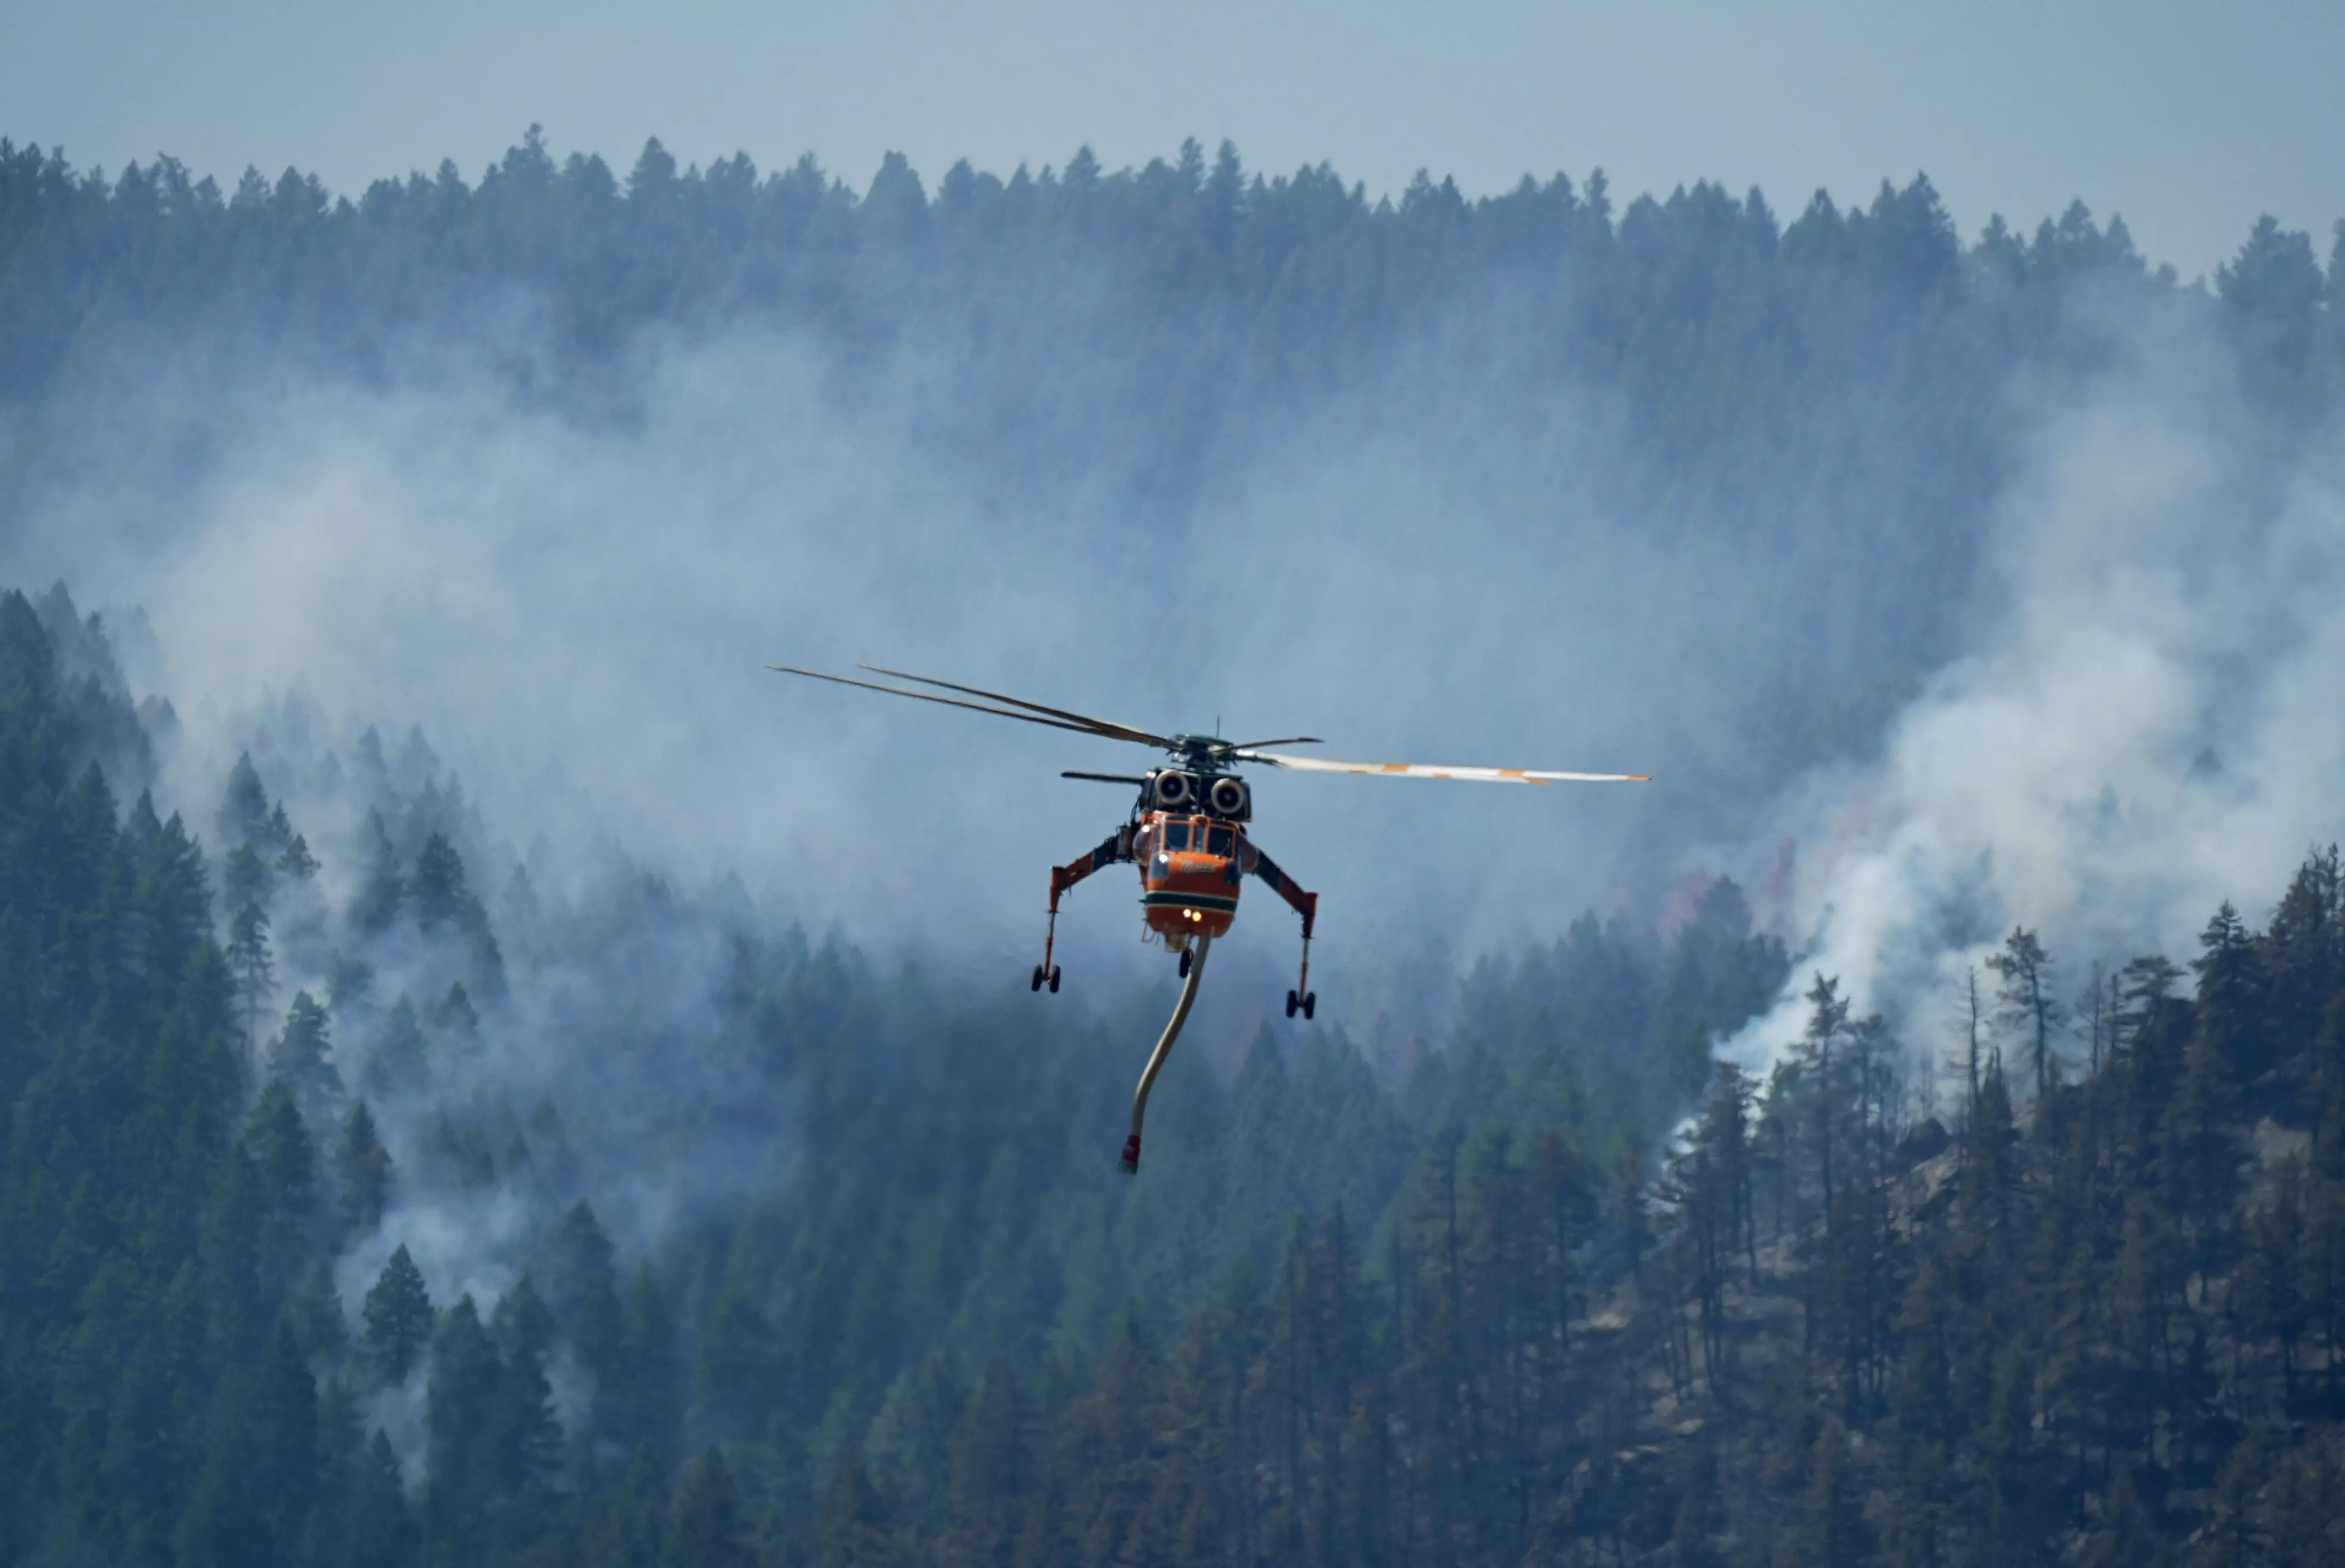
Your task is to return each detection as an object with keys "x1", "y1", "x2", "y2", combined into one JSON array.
[
  {"x1": 1, "y1": 133, "x2": 2343, "y2": 1565},
  {"x1": 3, "y1": 130, "x2": 2335, "y2": 890}
]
